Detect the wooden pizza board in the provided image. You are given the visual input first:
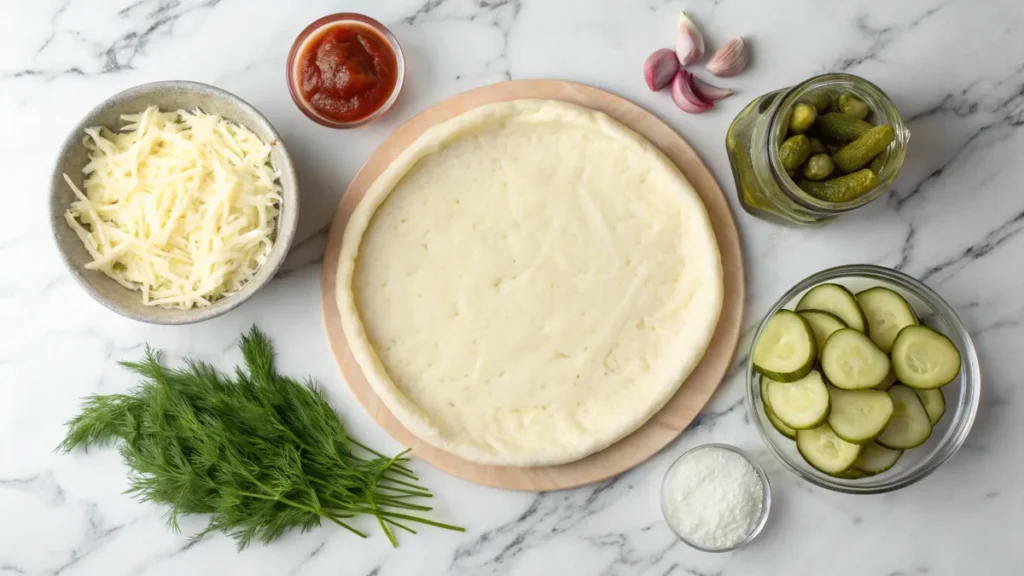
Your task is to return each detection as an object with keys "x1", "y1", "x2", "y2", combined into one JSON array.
[{"x1": 320, "y1": 80, "x2": 744, "y2": 491}]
